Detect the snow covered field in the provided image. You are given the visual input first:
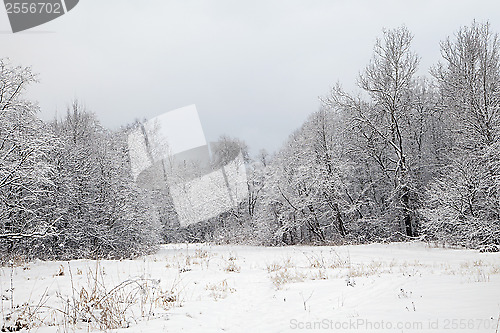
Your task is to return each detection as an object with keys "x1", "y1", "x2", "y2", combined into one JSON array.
[{"x1": 2, "y1": 243, "x2": 500, "y2": 332}]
